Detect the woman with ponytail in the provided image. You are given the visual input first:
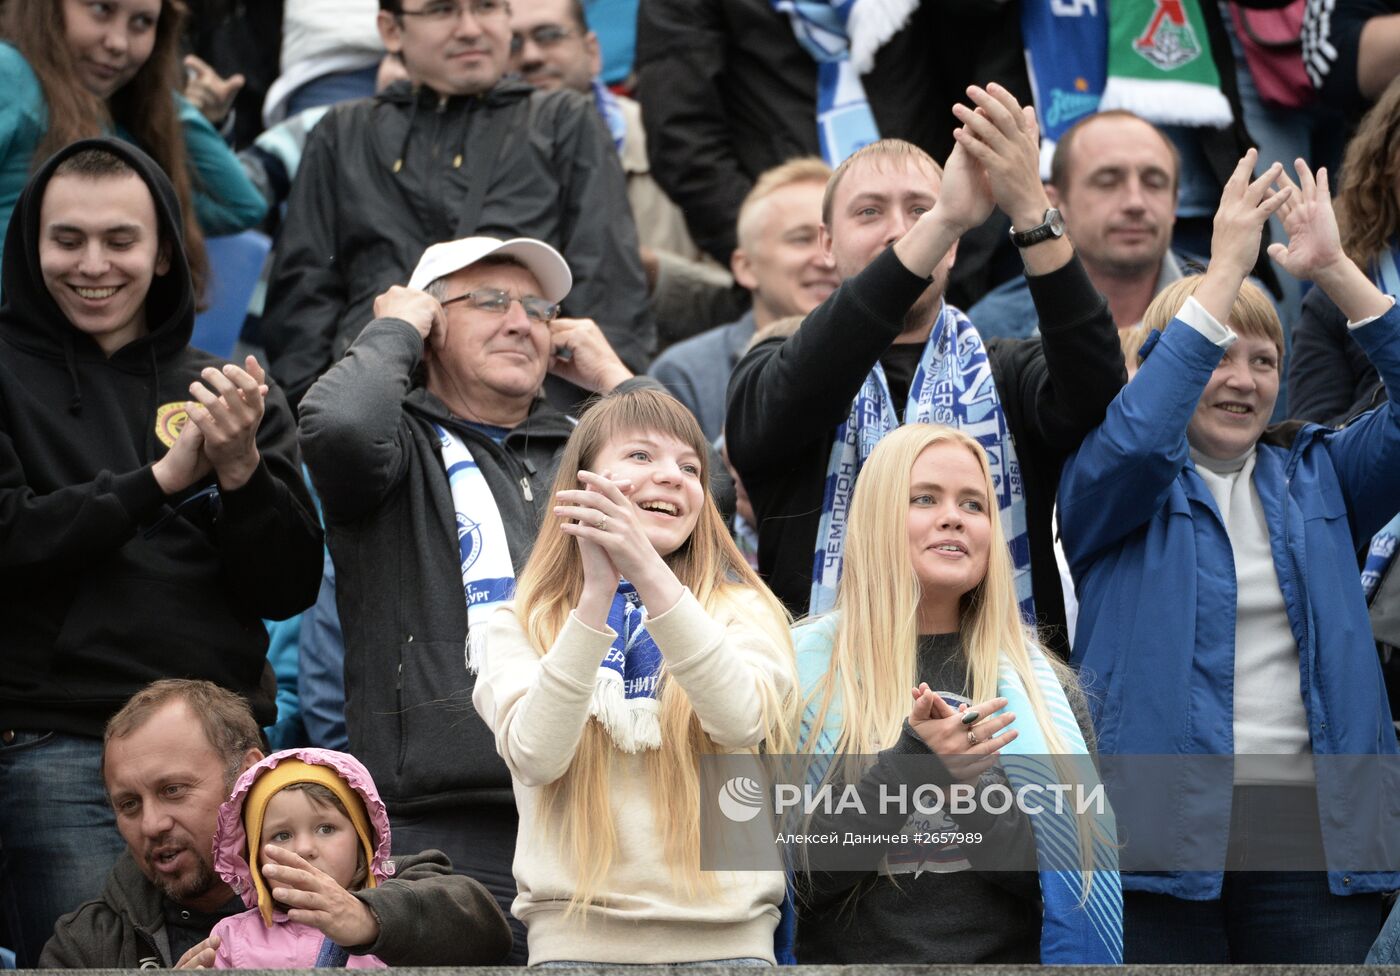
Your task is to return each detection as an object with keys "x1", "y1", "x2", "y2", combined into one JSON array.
[
  {"x1": 472, "y1": 387, "x2": 796, "y2": 966},
  {"x1": 794, "y1": 424, "x2": 1121, "y2": 964},
  {"x1": 0, "y1": 0, "x2": 267, "y2": 292}
]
